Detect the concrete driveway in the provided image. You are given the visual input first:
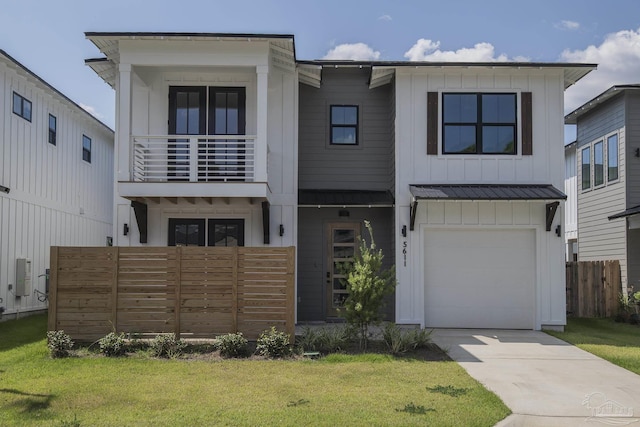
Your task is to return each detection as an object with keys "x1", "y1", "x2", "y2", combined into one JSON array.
[{"x1": 431, "y1": 329, "x2": 640, "y2": 427}]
